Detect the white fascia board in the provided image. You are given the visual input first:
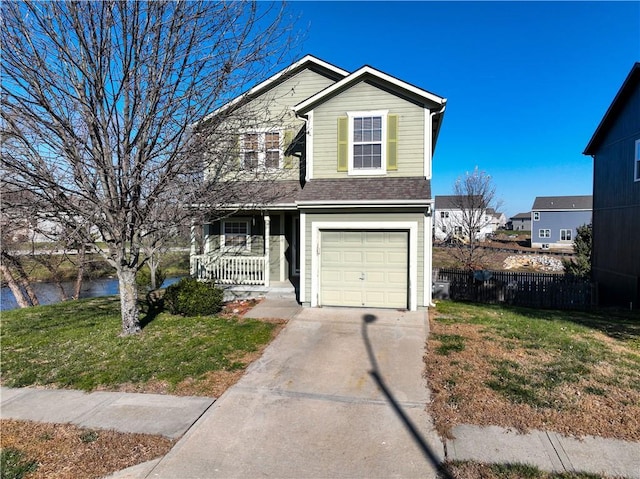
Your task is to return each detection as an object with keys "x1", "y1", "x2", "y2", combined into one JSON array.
[
  {"x1": 202, "y1": 203, "x2": 298, "y2": 211},
  {"x1": 199, "y1": 55, "x2": 349, "y2": 125},
  {"x1": 297, "y1": 200, "x2": 430, "y2": 208},
  {"x1": 294, "y1": 65, "x2": 446, "y2": 114}
]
